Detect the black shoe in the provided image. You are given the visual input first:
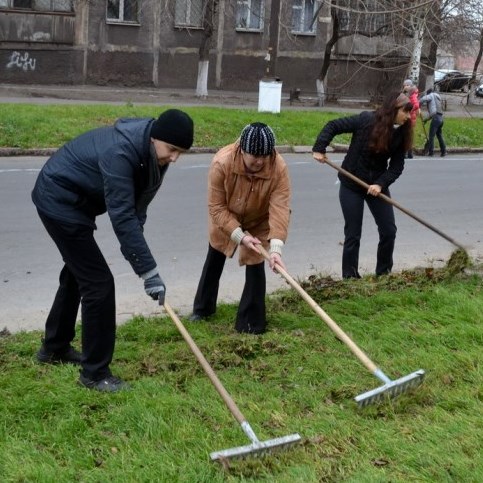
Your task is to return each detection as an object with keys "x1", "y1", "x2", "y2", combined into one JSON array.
[
  {"x1": 78, "y1": 374, "x2": 129, "y2": 393},
  {"x1": 440, "y1": 152, "x2": 446, "y2": 157},
  {"x1": 427, "y1": 153, "x2": 434, "y2": 157},
  {"x1": 188, "y1": 313, "x2": 209, "y2": 322},
  {"x1": 407, "y1": 153, "x2": 413, "y2": 159},
  {"x1": 37, "y1": 345, "x2": 82, "y2": 365}
]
